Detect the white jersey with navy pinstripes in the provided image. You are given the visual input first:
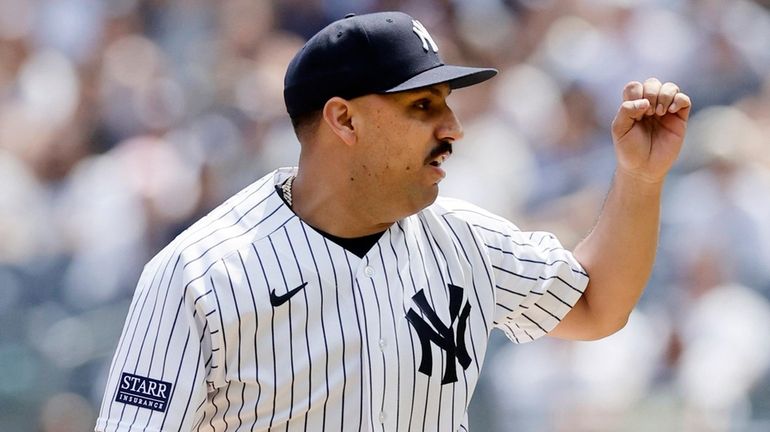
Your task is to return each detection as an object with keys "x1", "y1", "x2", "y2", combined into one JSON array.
[{"x1": 96, "y1": 167, "x2": 589, "y2": 432}]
